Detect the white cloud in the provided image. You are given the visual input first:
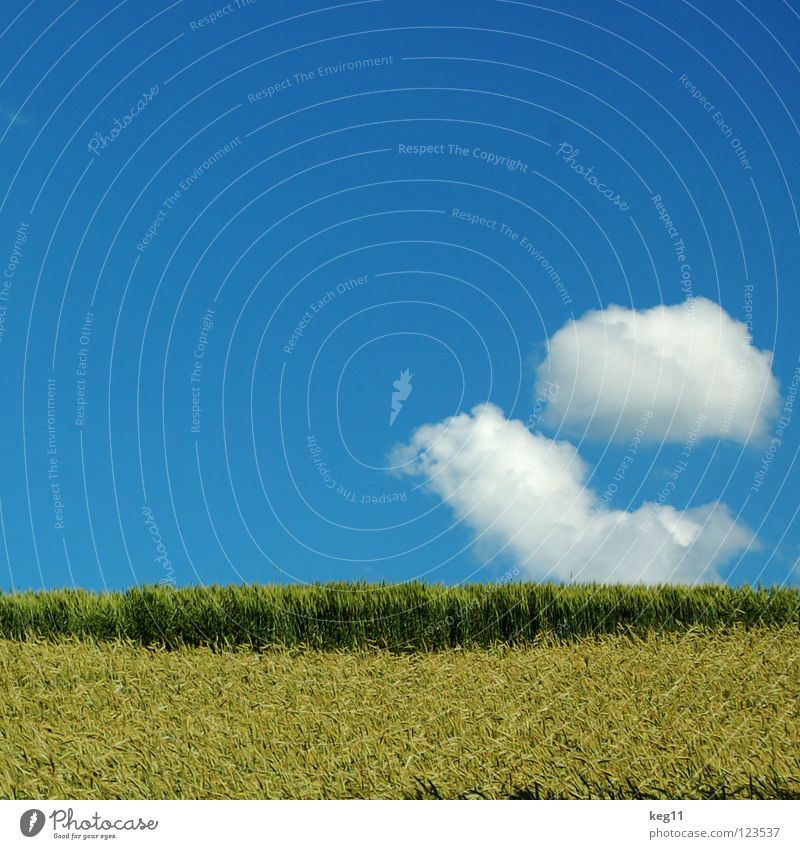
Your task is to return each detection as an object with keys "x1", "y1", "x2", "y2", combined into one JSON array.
[
  {"x1": 536, "y1": 297, "x2": 780, "y2": 443},
  {"x1": 394, "y1": 403, "x2": 752, "y2": 584}
]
